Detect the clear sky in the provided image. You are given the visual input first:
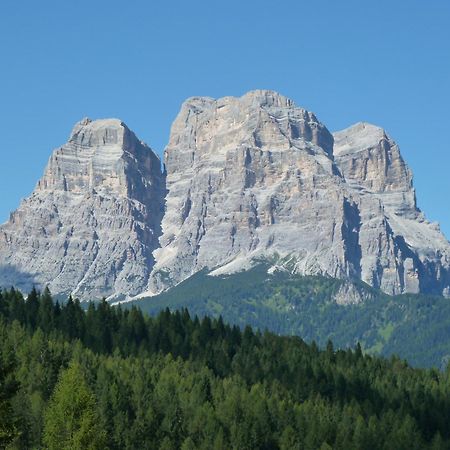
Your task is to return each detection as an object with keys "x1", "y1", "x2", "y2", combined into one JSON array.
[{"x1": 1, "y1": 0, "x2": 449, "y2": 237}]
